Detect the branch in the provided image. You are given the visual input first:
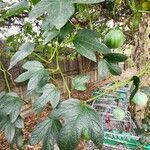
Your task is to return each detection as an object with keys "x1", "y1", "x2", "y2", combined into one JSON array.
[
  {"x1": 86, "y1": 60, "x2": 150, "y2": 103},
  {"x1": 0, "y1": 62, "x2": 11, "y2": 92}
]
